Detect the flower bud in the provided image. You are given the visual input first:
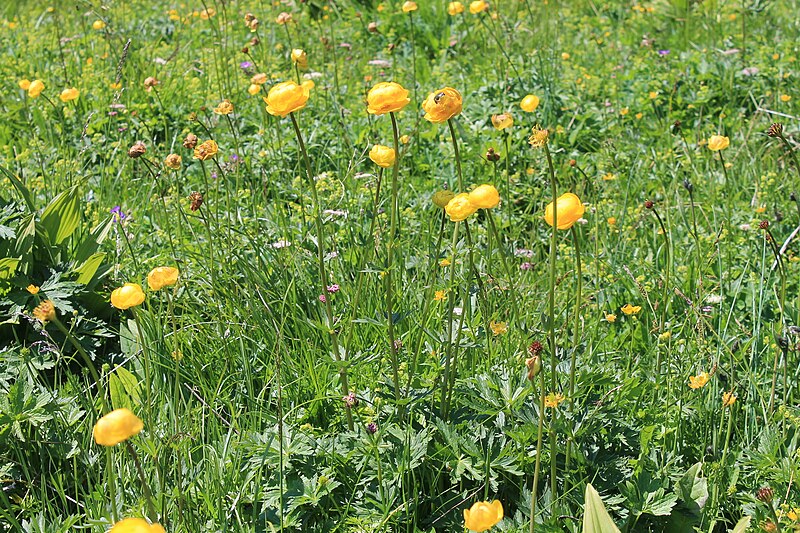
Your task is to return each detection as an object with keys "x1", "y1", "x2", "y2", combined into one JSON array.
[{"x1": 127, "y1": 141, "x2": 146, "y2": 159}]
